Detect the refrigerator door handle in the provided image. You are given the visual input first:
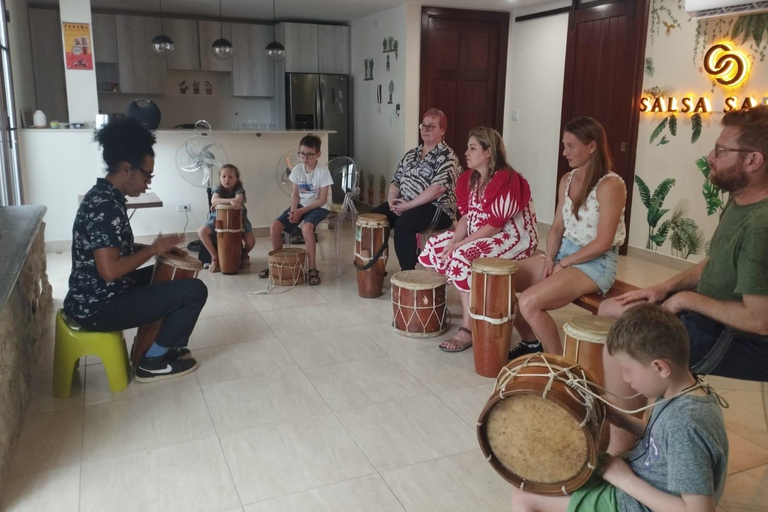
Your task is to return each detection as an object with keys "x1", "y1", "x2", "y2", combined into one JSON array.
[{"x1": 318, "y1": 81, "x2": 325, "y2": 128}]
